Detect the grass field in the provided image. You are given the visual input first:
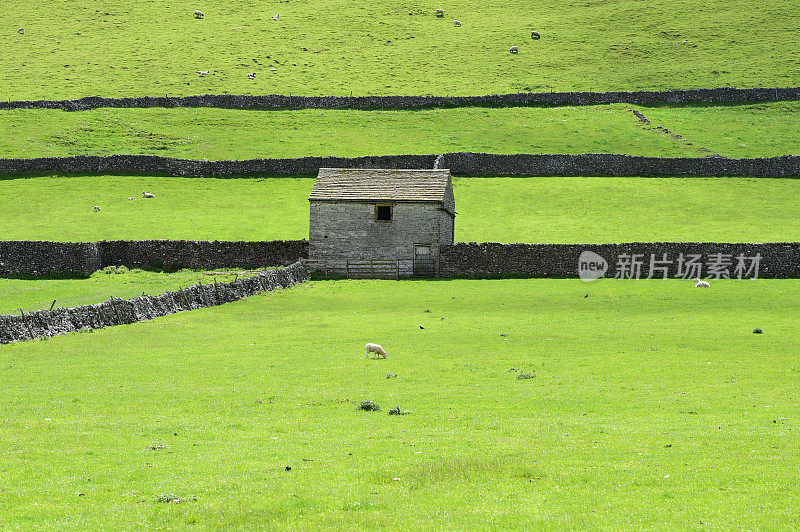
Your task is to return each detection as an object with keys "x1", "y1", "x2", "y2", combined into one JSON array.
[
  {"x1": 2, "y1": 0, "x2": 799, "y2": 527},
  {"x1": 2, "y1": 102, "x2": 799, "y2": 160},
  {"x1": 642, "y1": 102, "x2": 800, "y2": 158},
  {"x1": 0, "y1": 268, "x2": 256, "y2": 314},
  {"x1": 1, "y1": 279, "x2": 798, "y2": 528},
  {"x1": 1, "y1": 0, "x2": 799, "y2": 100},
  {"x1": 0, "y1": 105, "x2": 699, "y2": 159},
  {"x1": 2, "y1": 175, "x2": 800, "y2": 243}
]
